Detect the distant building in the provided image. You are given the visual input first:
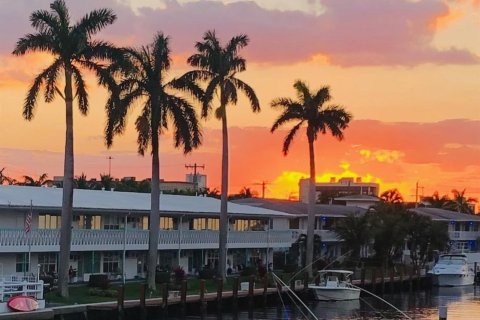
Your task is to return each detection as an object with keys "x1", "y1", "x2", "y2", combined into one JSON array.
[
  {"x1": 160, "y1": 180, "x2": 196, "y2": 192},
  {"x1": 186, "y1": 173, "x2": 207, "y2": 190},
  {"x1": 299, "y1": 177, "x2": 379, "y2": 204}
]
